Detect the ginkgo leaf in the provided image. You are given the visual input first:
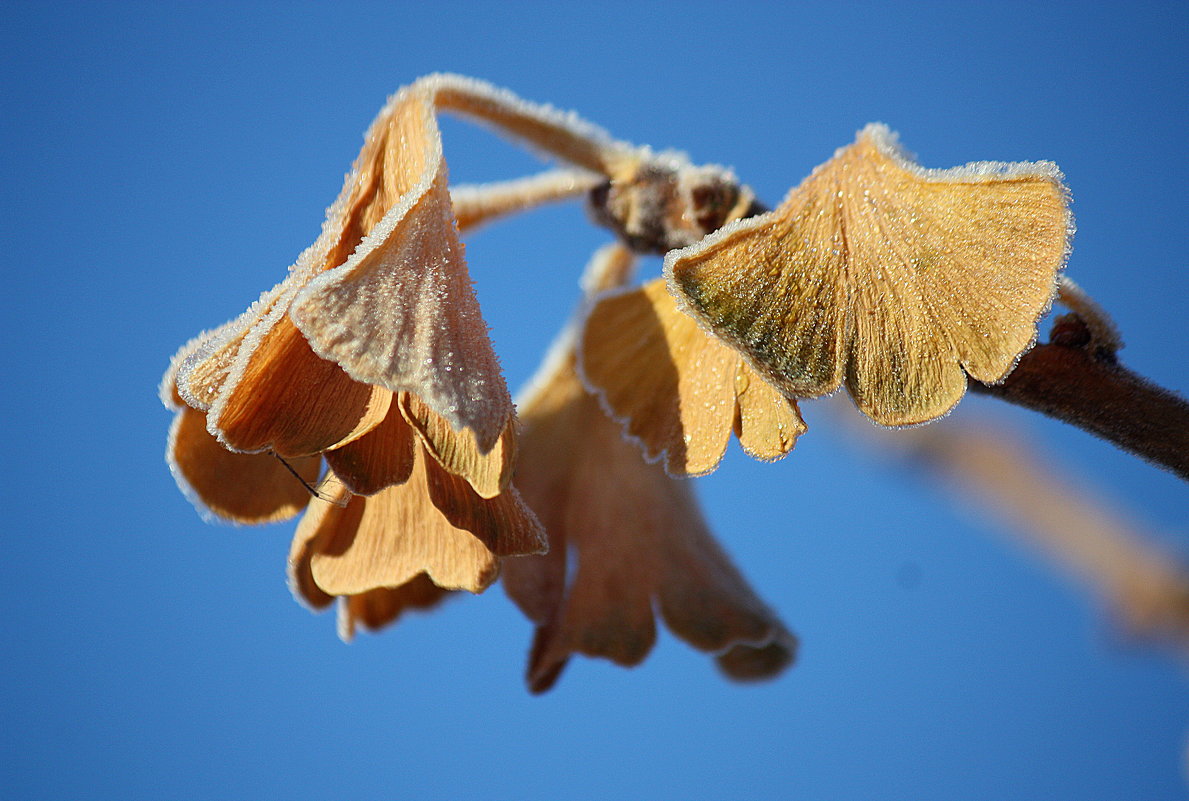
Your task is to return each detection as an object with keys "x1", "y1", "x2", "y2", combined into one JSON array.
[
  {"x1": 505, "y1": 244, "x2": 797, "y2": 693},
  {"x1": 291, "y1": 458, "x2": 499, "y2": 595},
  {"x1": 171, "y1": 78, "x2": 525, "y2": 460},
  {"x1": 323, "y1": 397, "x2": 416, "y2": 496},
  {"x1": 420, "y1": 452, "x2": 546, "y2": 559},
  {"x1": 171, "y1": 241, "x2": 396, "y2": 458},
  {"x1": 163, "y1": 76, "x2": 609, "y2": 519},
  {"x1": 210, "y1": 316, "x2": 393, "y2": 457},
  {"x1": 580, "y1": 276, "x2": 804, "y2": 477},
  {"x1": 288, "y1": 80, "x2": 551, "y2": 454},
  {"x1": 666, "y1": 123, "x2": 1071, "y2": 426},
  {"x1": 337, "y1": 576, "x2": 452, "y2": 642},
  {"x1": 167, "y1": 404, "x2": 321, "y2": 524},
  {"x1": 398, "y1": 392, "x2": 516, "y2": 499},
  {"x1": 733, "y1": 361, "x2": 803, "y2": 461},
  {"x1": 169, "y1": 314, "x2": 256, "y2": 414},
  {"x1": 292, "y1": 444, "x2": 545, "y2": 597},
  {"x1": 161, "y1": 322, "x2": 323, "y2": 522},
  {"x1": 285, "y1": 73, "x2": 646, "y2": 452}
]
